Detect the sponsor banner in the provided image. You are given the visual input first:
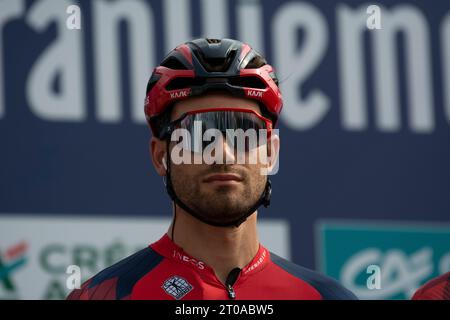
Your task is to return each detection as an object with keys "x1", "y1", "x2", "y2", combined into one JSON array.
[
  {"x1": 0, "y1": 214, "x2": 290, "y2": 300},
  {"x1": 316, "y1": 220, "x2": 450, "y2": 300}
]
